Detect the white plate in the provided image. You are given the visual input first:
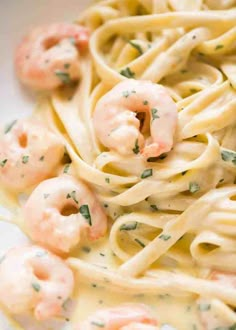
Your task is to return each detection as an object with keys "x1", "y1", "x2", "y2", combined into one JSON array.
[{"x1": 0, "y1": 0, "x2": 90, "y2": 329}]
